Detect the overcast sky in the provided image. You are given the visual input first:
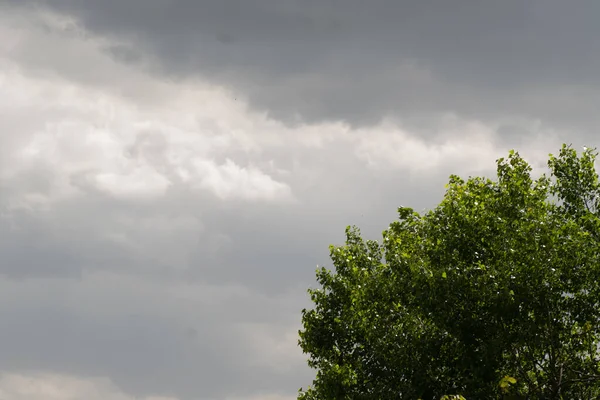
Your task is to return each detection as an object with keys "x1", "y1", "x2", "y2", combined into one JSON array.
[{"x1": 0, "y1": 1, "x2": 597, "y2": 399}]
